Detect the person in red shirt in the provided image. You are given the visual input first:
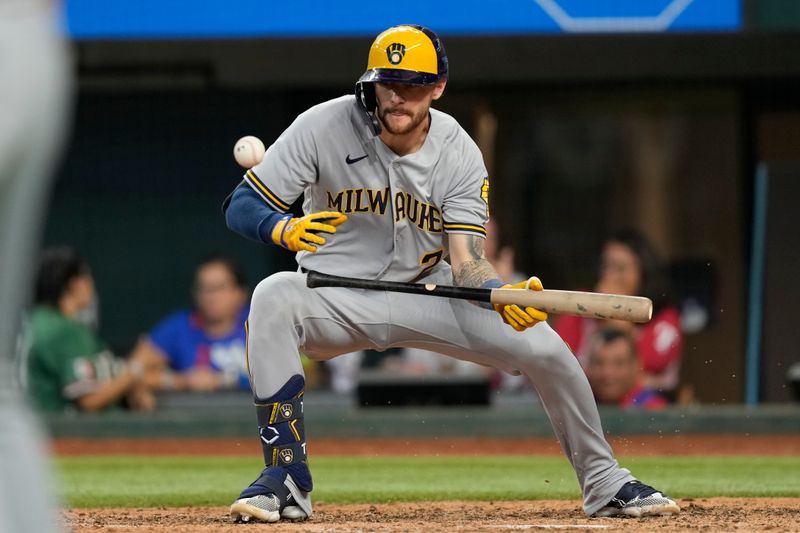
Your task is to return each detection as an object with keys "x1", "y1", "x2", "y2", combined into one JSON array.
[
  {"x1": 586, "y1": 328, "x2": 667, "y2": 410},
  {"x1": 555, "y1": 230, "x2": 683, "y2": 399}
]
